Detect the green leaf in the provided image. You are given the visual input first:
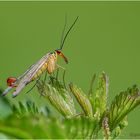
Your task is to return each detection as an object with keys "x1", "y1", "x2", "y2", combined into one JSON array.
[
  {"x1": 37, "y1": 80, "x2": 76, "y2": 118},
  {"x1": 11, "y1": 101, "x2": 41, "y2": 118},
  {"x1": 90, "y1": 72, "x2": 109, "y2": 120},
  {"x1": 12, "y1": 104, "x2": 20, "y2": 117},
  {"x1": 26, "y1": 101, "x2": 39, "y2": 115},
  {"x1": 0, "y1": 125, "x2": 33, "y2": 139},
  {"x1": 0, "y1": 113, "x2": 68, "y2": 139},
  {"x1": 64, "y1": 117, "x2": 98, "y2": 139},
  {"x1": 111, "y1": 116, "x2": 128, "y2": 139},
  {"x1": 109, "y1": 85, "x2": 140, "y2": 131},
  {"x1": 18, "y1": 101, "x2": 26, "y2": 114},
  {"x1": 69, "y1": 83, "x2": 93, "y2": 117}
]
